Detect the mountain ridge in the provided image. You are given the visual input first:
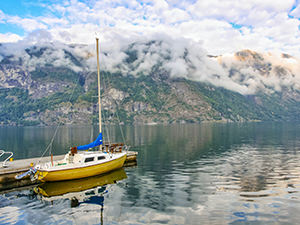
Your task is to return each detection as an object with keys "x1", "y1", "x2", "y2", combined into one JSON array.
[{"x1": 0, "y1": 41, "x2": 299, "y2": 126}]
